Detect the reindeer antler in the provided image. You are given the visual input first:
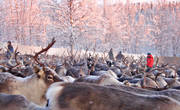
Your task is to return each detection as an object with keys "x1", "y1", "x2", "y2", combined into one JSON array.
[
  {"x1": 84, "y1": 47, "x2": 89, "y2": 58},
  {"x1": 13, "y1": 47, "x2": 20, "y2": 67},
  {"x1": 33, "y1": 38, "x2": 56, "y2": 66}
]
